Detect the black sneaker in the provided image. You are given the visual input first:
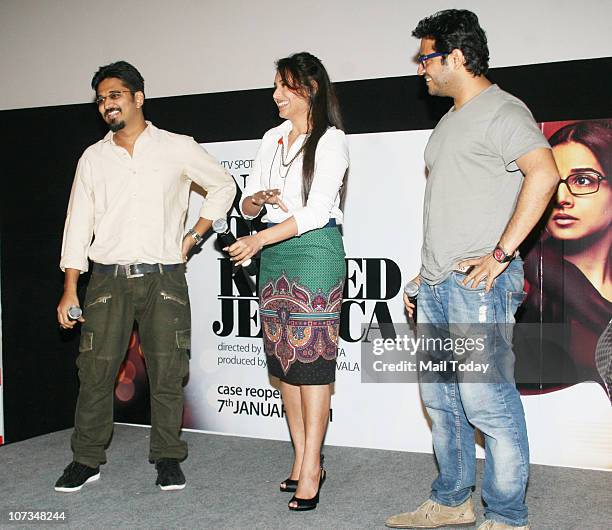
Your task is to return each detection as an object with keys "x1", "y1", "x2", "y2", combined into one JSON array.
[
  {"x1": 54, "y1": 461, "x2": 100, "y2": 492},
  {"x1": 155, "y1": 458, "x2": 186, "y2": 491}
]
